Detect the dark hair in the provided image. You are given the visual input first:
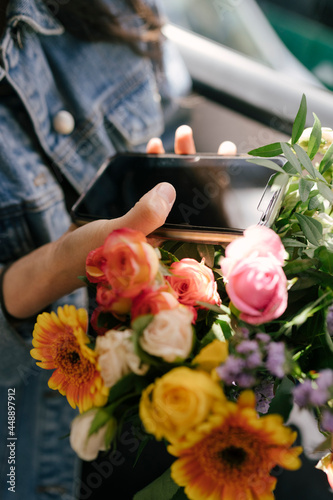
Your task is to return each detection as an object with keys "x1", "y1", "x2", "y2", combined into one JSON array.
[{"x1": 45, "y1": 0, "x2": 163, "y2": 55}]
